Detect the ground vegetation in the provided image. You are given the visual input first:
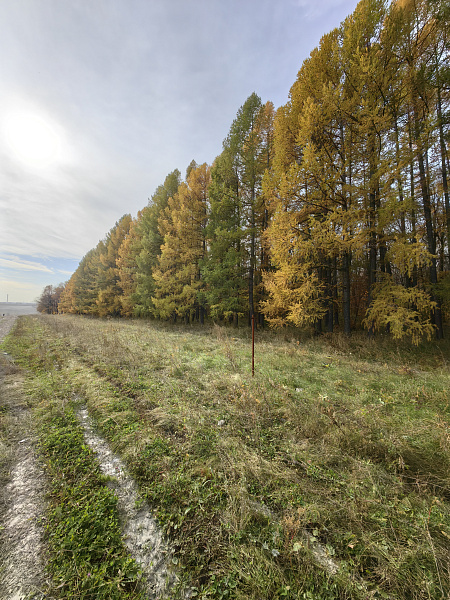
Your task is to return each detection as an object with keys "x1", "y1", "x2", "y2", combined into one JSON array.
[{"x1": 2, "y1": 314, "x2": 449, "y2": 599}]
